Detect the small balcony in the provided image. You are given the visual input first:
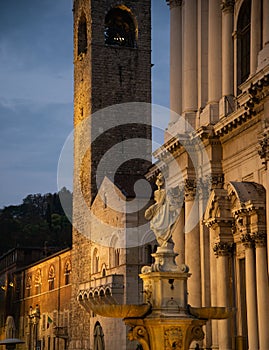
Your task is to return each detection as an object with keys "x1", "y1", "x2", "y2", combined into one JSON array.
[{"x1": 78, "y1": 274, "x2": 124, "y2": 308}]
